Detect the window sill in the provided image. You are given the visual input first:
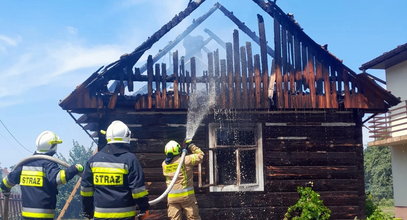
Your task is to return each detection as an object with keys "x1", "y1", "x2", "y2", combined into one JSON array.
[{"x1": 209, "y1": 184, "x2": 264, "y2": 192}]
